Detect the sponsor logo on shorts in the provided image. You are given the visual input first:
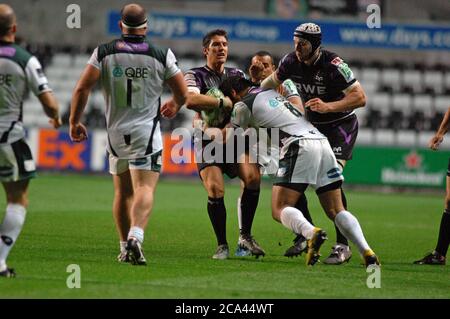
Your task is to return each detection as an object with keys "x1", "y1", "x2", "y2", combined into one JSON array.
[
  {"x1": 277, "y1": 167, "x2": 287, "y2": 177},
  {"x1": 24, "y1": 160, "x2": 36, "y2": 172},
  {"x1": 1, "y1": 235, "x2": 13, "y2": 246},
  {"x1": 327, "y1": 167, "x2": 341, "y2": 178}
]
